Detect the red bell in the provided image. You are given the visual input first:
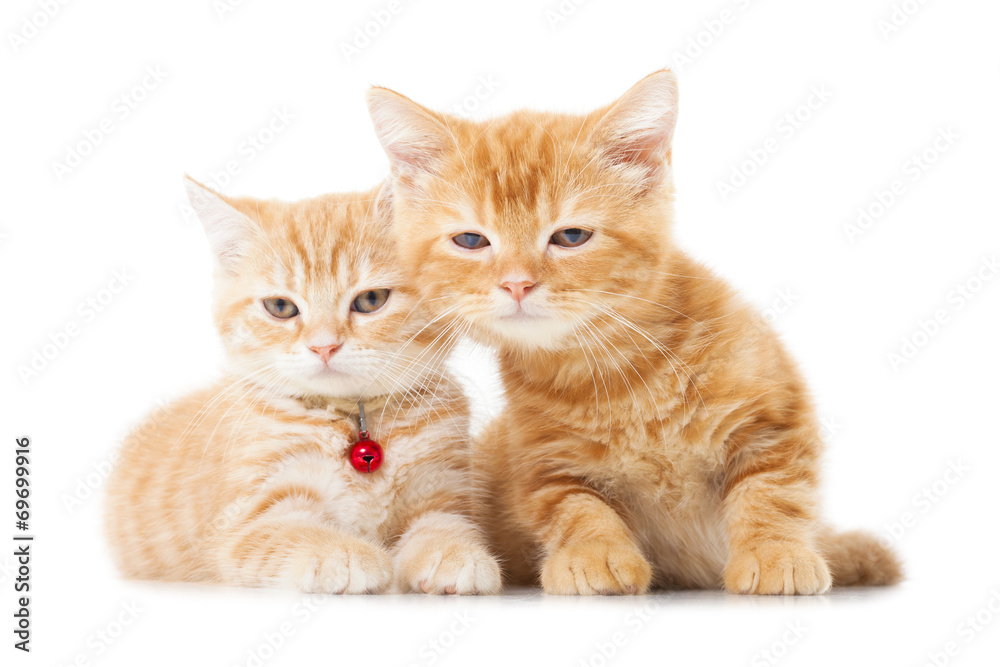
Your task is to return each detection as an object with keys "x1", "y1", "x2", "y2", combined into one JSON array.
[{"x1": 350, "y1": 436, "x2": 383, "y2": 473}]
